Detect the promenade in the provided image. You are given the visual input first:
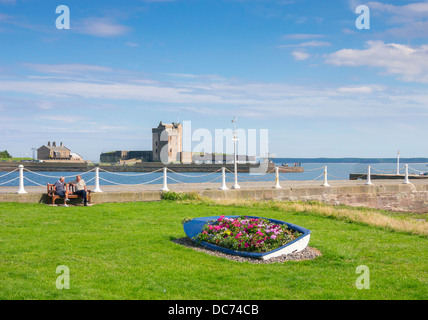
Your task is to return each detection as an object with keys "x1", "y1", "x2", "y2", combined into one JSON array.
[
  {"x1": 1, "y1": 179, "x2": 428, "y2": 213},
  {"x1": 1, "y1": 178, "x2": 428, "y2": 194}
]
